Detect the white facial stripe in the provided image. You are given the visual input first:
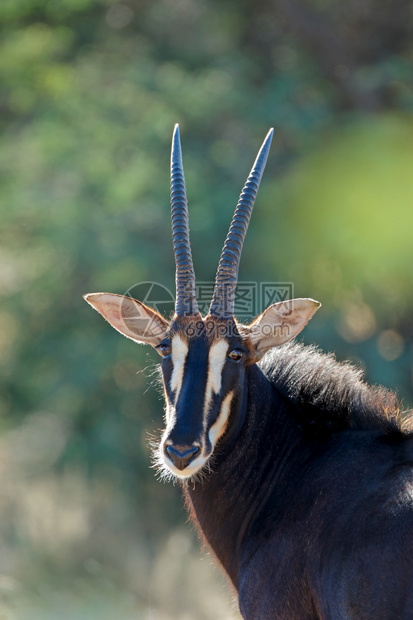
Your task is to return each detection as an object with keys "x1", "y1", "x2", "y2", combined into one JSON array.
[
  {"x1": 208, "y1": 390, "x2": 234, "y2": 446},
  {"x1": 170, "y1": 334, "x2": 189, "y2": 401},
  {"x1": 203, "y1": 339, "x2": 228, "y2": 423},
  {"x1": 165, "y1": 403, "x2": 175, "y2": 426}
]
